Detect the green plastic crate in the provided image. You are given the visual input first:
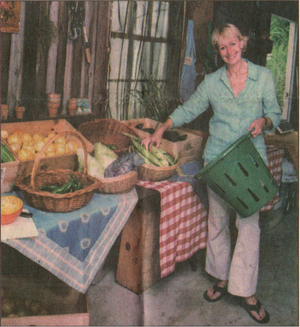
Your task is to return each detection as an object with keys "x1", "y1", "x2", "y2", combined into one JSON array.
[{"x1": 195, "y1": 131, "x2": 279, "y2": 218}]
